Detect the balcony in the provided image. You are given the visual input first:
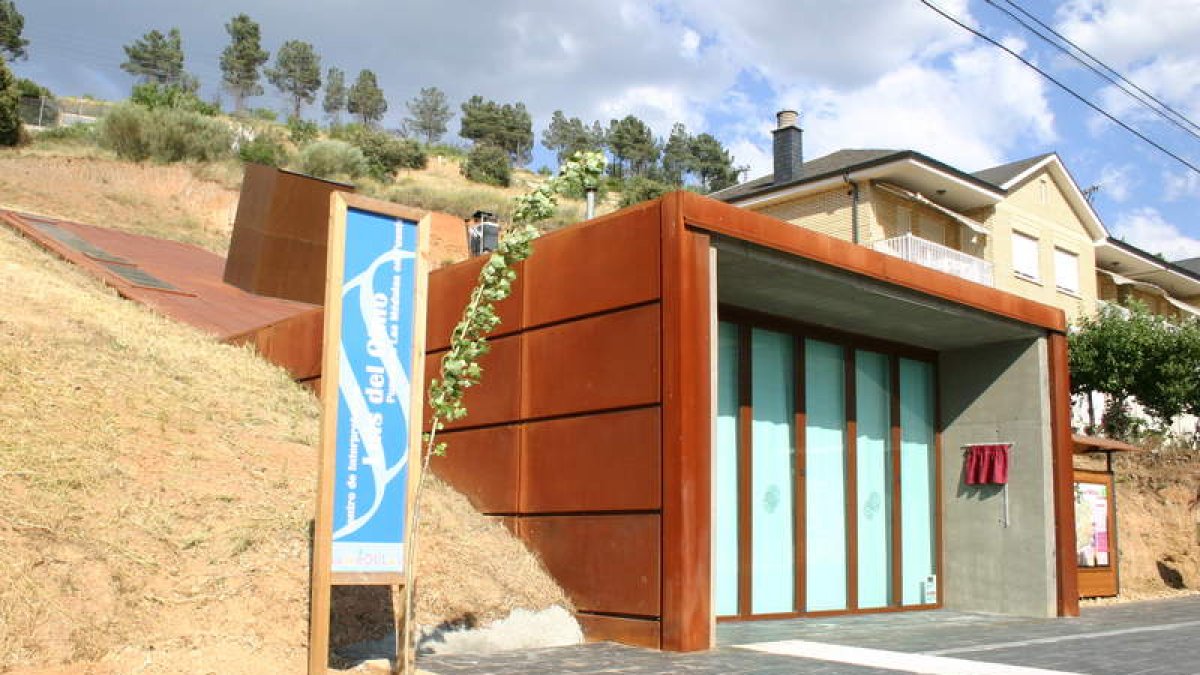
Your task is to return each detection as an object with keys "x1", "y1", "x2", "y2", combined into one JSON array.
[{"x1": 872, "y1": 233, "x2": 994, "y2": 287}]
